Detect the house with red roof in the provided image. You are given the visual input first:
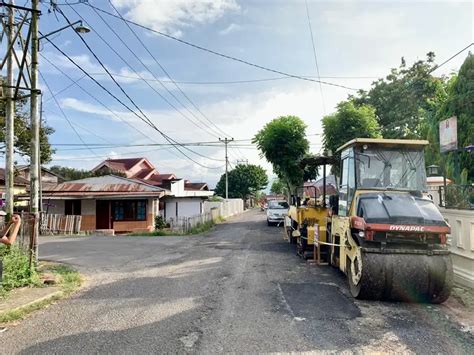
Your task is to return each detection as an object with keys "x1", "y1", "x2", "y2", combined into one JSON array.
[{"x1": 91, "y1": 158, "x2": 213, "y2": 222}]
